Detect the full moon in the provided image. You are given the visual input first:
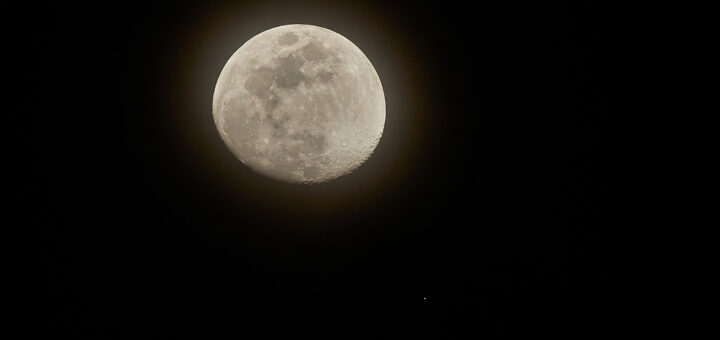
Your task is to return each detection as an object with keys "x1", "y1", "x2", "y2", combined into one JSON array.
[{"x1": 213, "y1": 24, "x2": 385, "y2": 184}]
